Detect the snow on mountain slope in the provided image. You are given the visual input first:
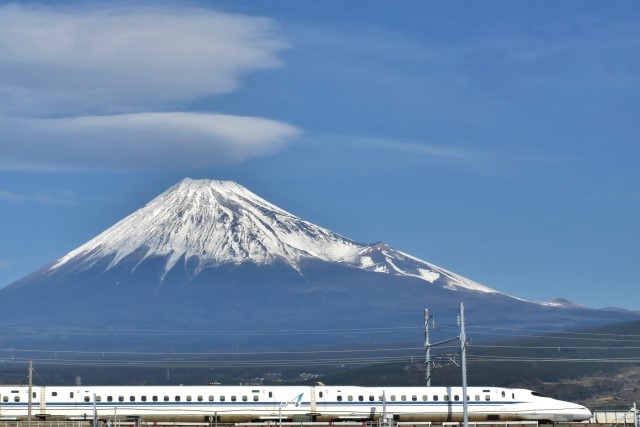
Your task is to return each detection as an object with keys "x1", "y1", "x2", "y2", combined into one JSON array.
[
  {"x1": 50, "y1": 178, "x2": 360, "y2": 274},
  {"x1": 341, "y1": 242, "x2": 498, "y2": 294},
  {"x1": 48, "y1": 178, "x2": 502, "y2": 295}
]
